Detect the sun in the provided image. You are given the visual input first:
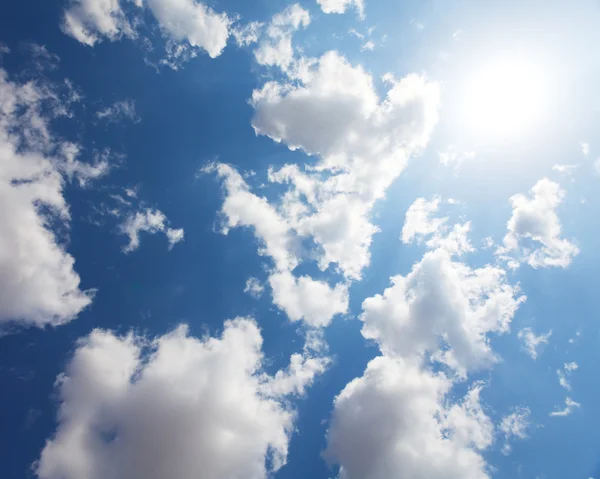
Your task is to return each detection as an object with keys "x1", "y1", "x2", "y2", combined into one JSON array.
[{"x1": 460, "y1": 55, "x2": 548, "y2": 140}]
